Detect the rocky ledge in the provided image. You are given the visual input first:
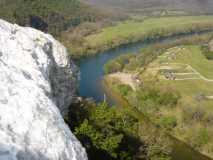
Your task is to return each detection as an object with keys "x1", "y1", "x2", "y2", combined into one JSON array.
[{"x1": 0, "y1": 19, "x2": 87, "y2": 160}]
